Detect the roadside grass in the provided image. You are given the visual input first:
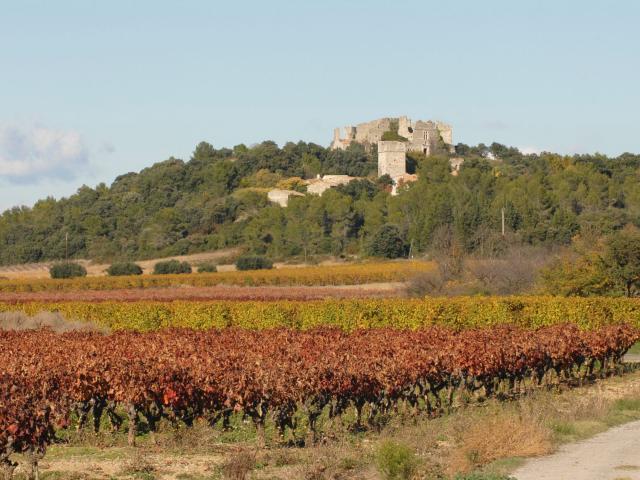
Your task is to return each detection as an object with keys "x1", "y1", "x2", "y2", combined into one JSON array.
[
  {"x1": 628, "y1": 342, "x2": 640, "y2": 354},
  {"x1": 13, "y1": 371, "x2": 640, "y2": 480}
]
